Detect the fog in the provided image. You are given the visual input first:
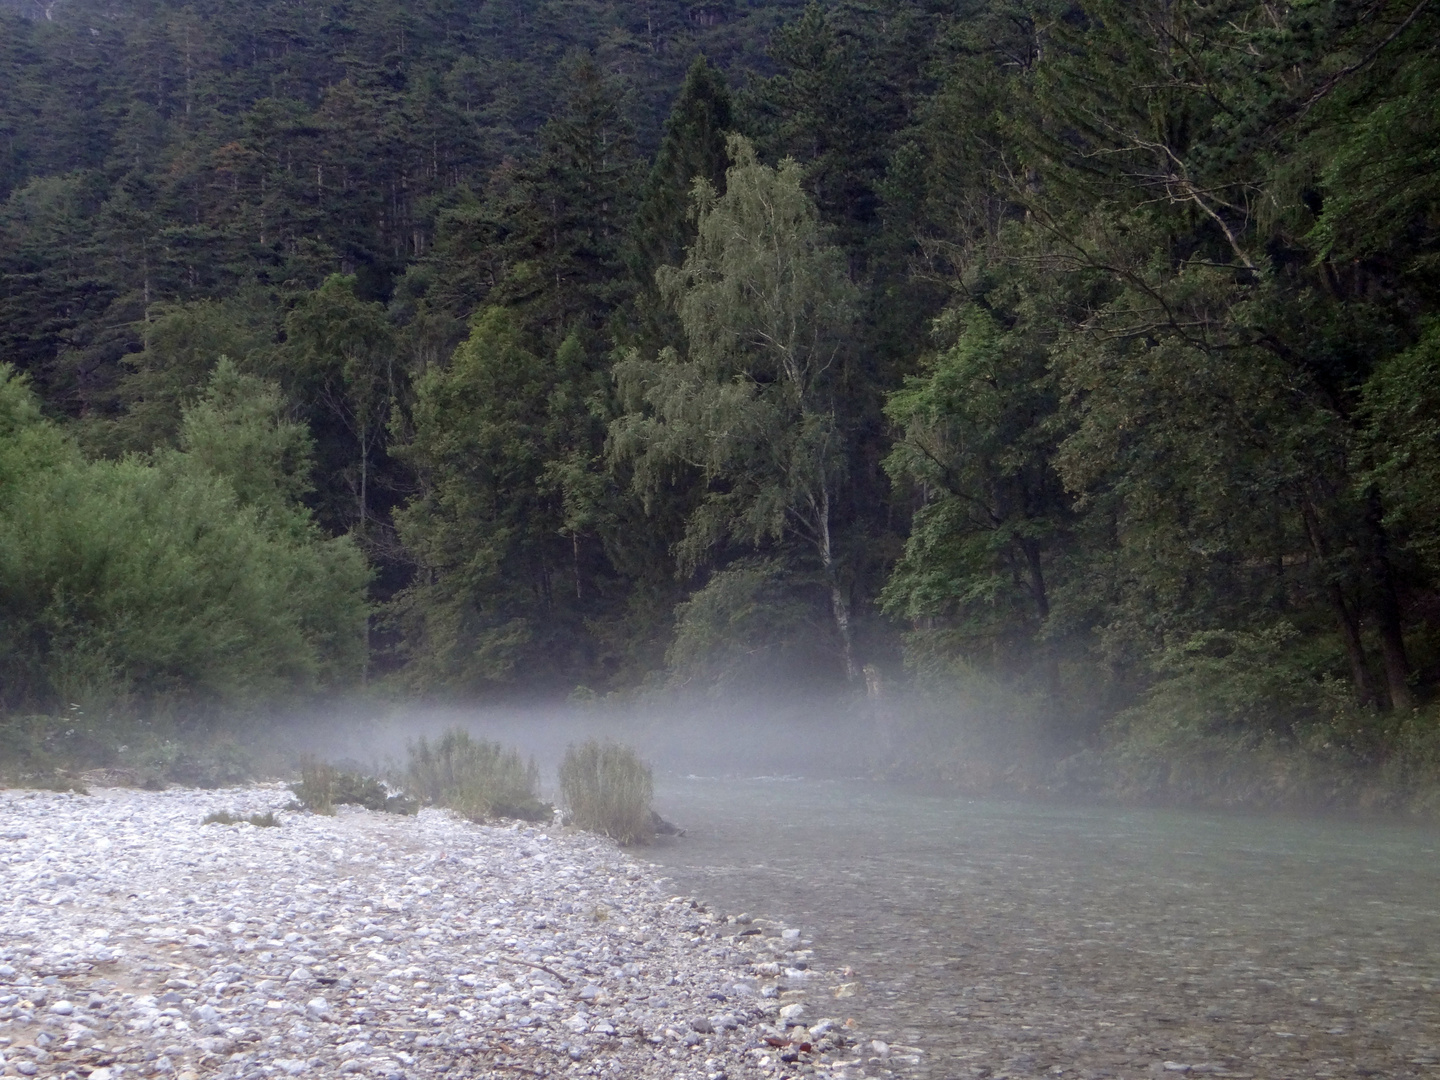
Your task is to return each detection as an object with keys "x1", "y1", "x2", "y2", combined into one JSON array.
[
  {"x1": 242, "y1": 687, "x2": 1440, "y2": 1080},
  {"x1": 275, "y1": 690, "x2": 896, "y2": 796}
]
